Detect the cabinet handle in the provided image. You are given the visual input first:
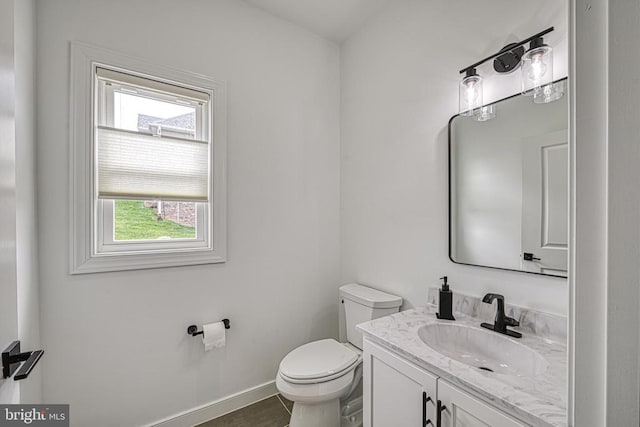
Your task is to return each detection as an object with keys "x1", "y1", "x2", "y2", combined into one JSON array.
[
  {"x1": 423, "y1": 392, "x2": 433, "y2": 426},
  {"x1": 436, "y1": 400, "x2": 447, "y2": 427}
]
